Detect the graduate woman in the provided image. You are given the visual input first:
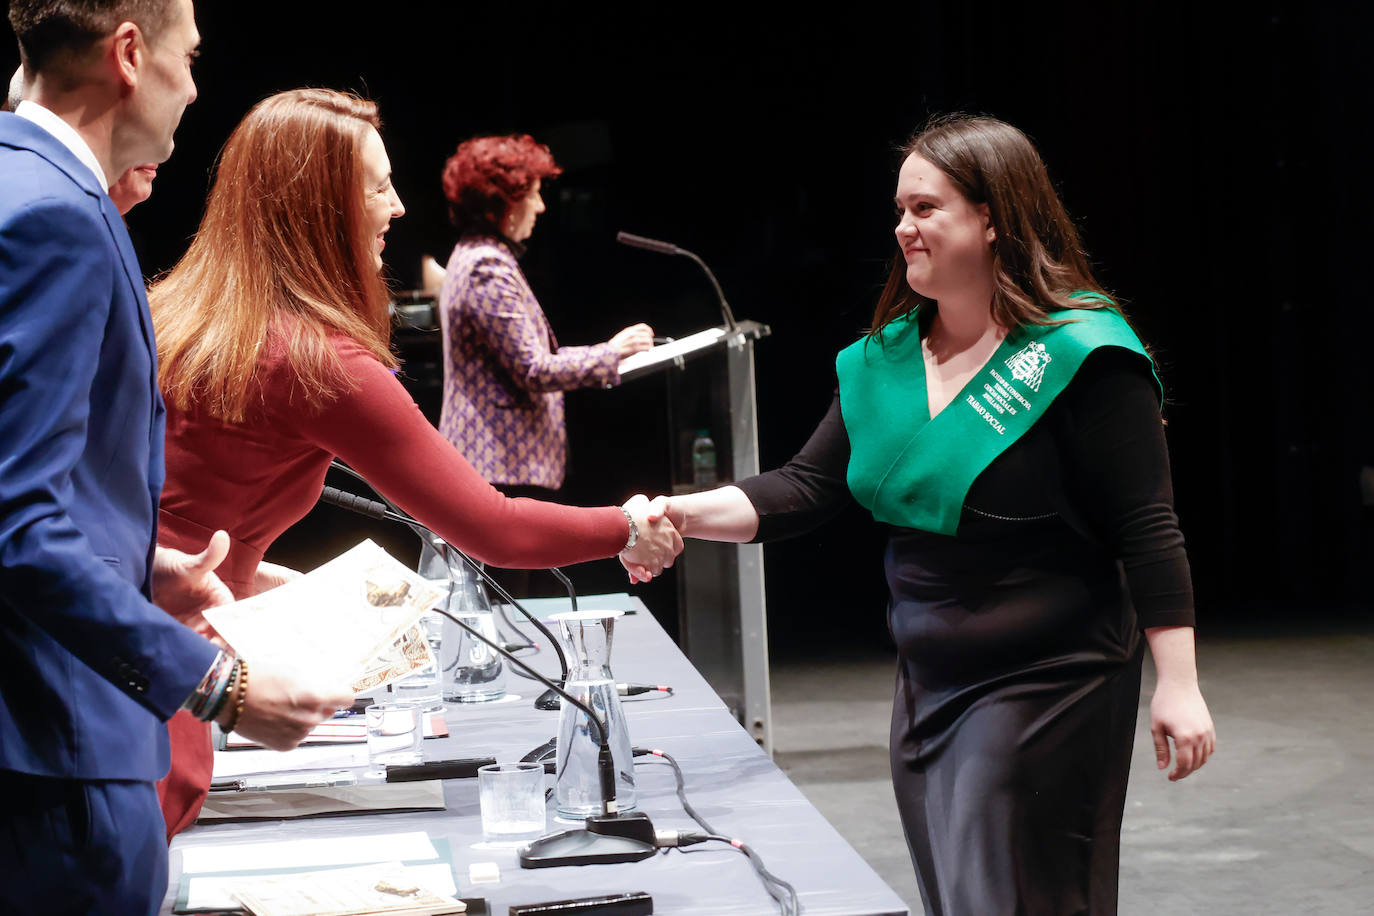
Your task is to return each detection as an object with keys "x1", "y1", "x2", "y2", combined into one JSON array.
[{"x1": 628, "y1": 115, "x2": 1216, "y2": 915}]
